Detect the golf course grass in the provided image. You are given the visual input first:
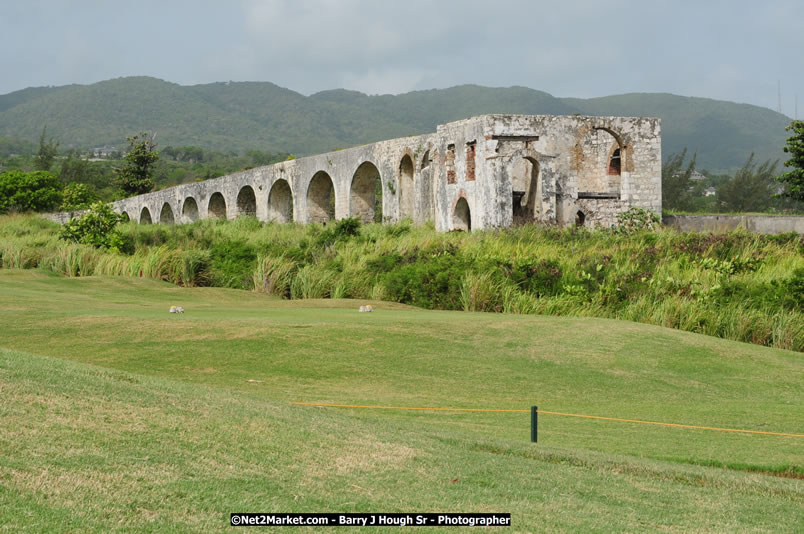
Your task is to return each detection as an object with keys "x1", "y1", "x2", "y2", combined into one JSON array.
[{"x1": 1, "y1": 270, "x2": 802, "y2": 531}]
